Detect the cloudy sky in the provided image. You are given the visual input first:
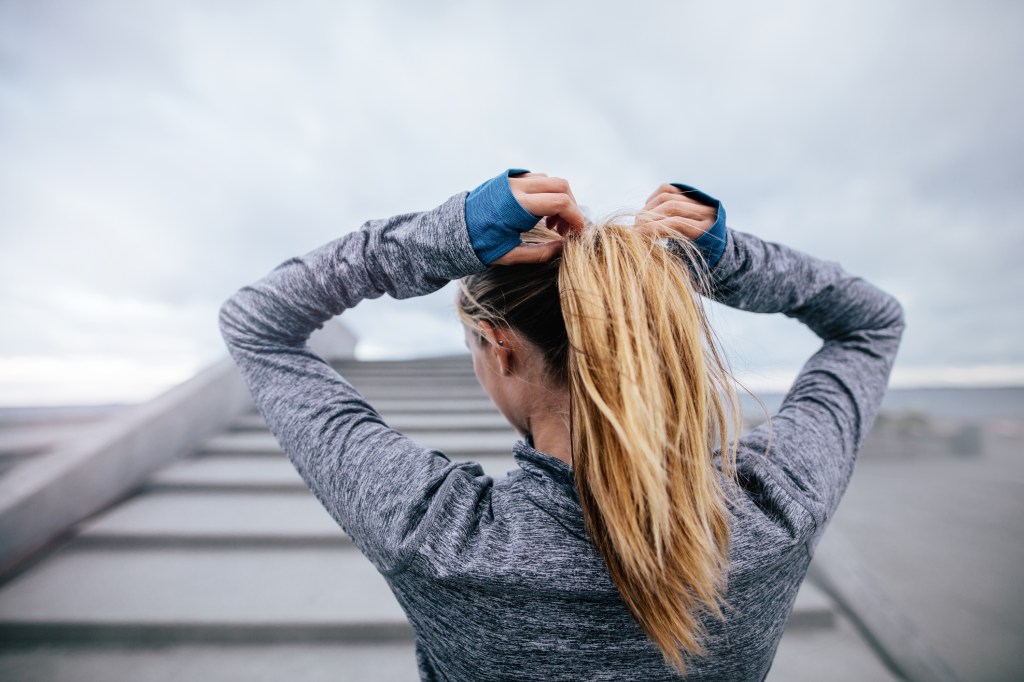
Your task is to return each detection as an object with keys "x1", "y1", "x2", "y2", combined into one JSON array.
[{"x1": 1, "y1": 0, "x2": 1021, "y2": 406}]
